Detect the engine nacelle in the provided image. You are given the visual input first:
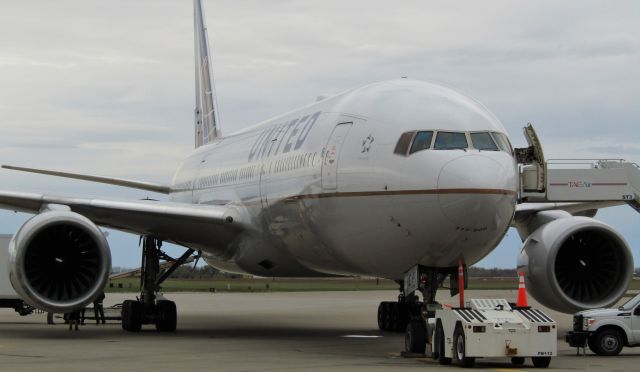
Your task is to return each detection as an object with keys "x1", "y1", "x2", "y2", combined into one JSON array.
[
  {"x1": 8, "y1": 211, "x2": 111, "y2": 313},
  {"x1": 518, "y1": 215, "x2": 633, "y2": 313}
]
